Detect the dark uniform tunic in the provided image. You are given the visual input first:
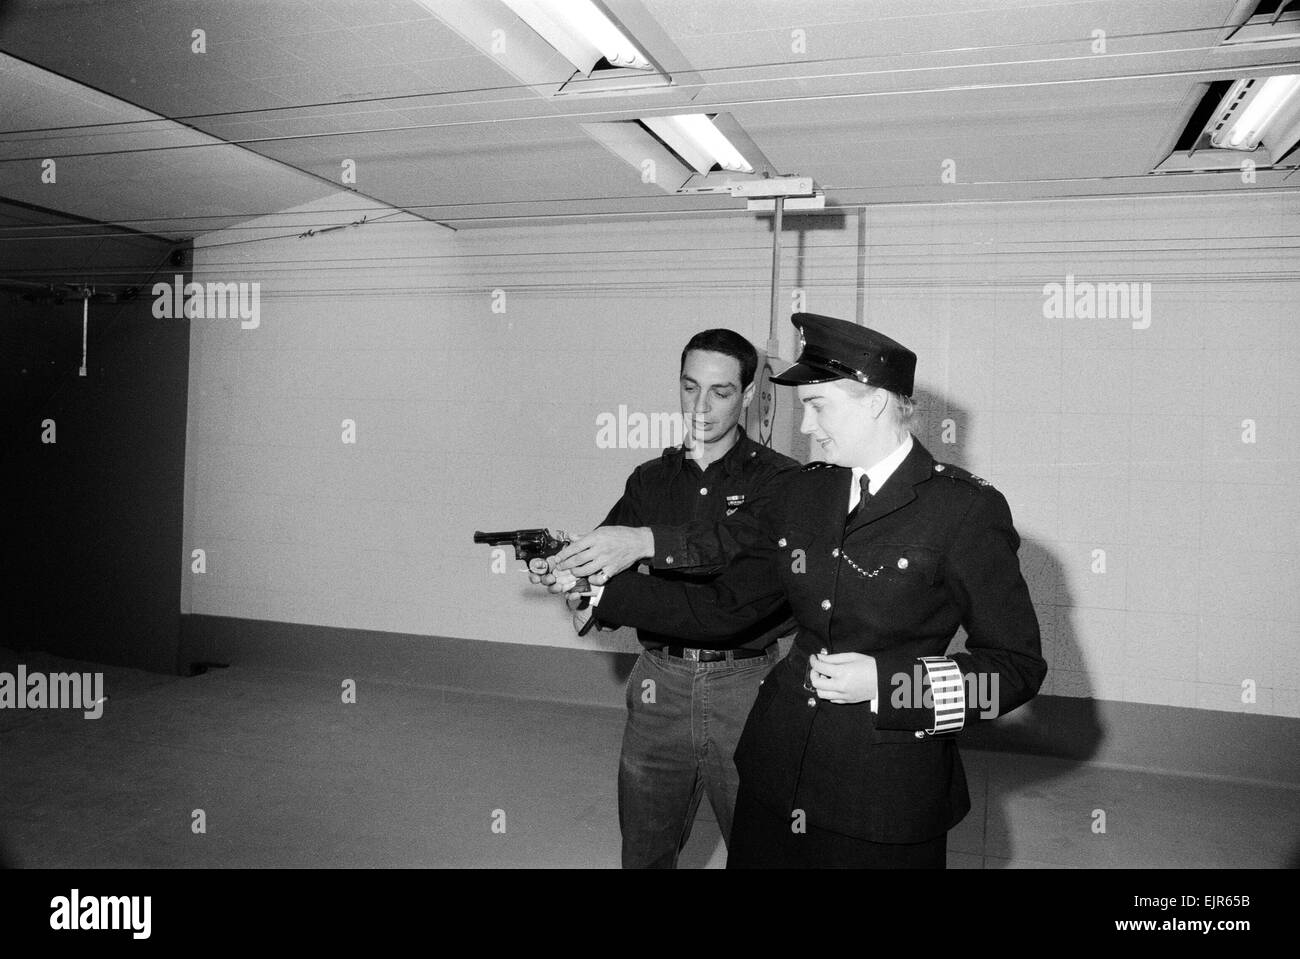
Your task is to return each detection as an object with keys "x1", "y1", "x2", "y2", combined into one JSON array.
[{"x1": 594, "y1": 438, "x2": 1047, "y2": 846}]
